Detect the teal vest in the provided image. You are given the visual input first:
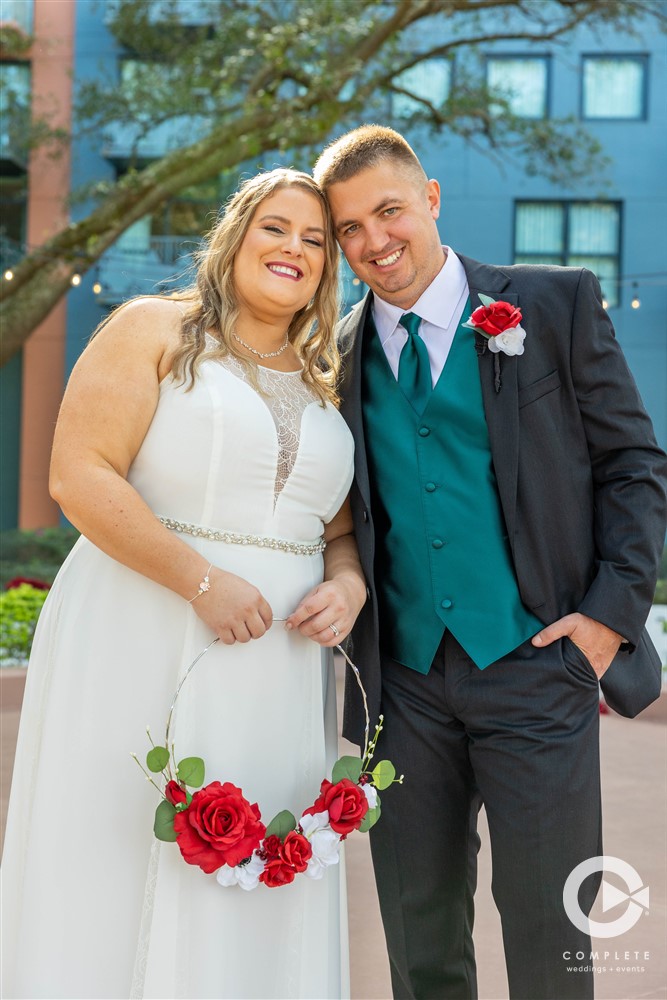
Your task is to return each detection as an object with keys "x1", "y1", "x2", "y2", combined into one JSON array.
[{"x1": 361, "y1": 301, "x2": 541, "y2": 673}]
